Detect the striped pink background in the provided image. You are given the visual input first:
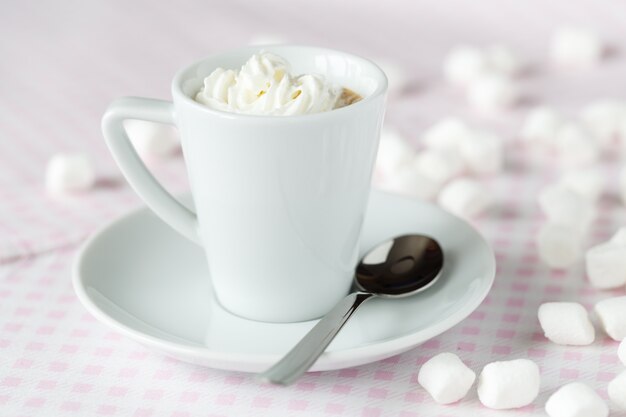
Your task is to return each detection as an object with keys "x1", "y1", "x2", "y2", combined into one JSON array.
[{"x1": 2, "y1": 0, "x2": 626, "y2": 415}]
